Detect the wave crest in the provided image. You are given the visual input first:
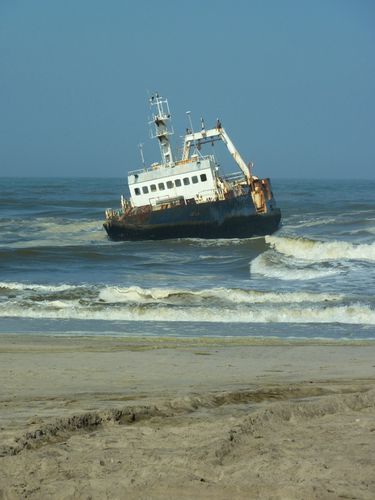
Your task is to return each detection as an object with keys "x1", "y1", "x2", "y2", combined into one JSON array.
[
  {"x1": 0, "y1": 282, "x2": 75, "y2": 292},
  {"x1": 1, "y1": 282, "x2": 372, "y2": 326},
  {"x1": 98, "y1": 286, "x2": 342, "y2": 305},
  {"x1": 266, "y1": 236, "x2": 375, "y2": 262},
  {"x1": 250, "y1": 254, "x2": 339, "y2": 281},
  {"x1": 1, "y1": 302, "x2": 374, "y2": 325}
]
